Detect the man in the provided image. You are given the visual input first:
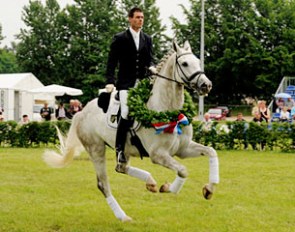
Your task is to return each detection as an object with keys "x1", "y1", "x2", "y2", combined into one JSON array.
[
  {"x1": 55, "y1": 102, "x2": 68, "y2": 120},
  {"x1": 20, "y1": 114, "x2": 30, "y2": 125},
  {"x1": 40, "y1": 102, "x2": 53, "y2": 121},
  {"x1": 235, "y1": 112, "x2": 246, "y2": 121},
  {"x1": 235, "y1": 112, "x2": 248, "y2": 149},
  {"x1": 105, "y1": 7, "x2": 155, "y2": 168},
  {"x1": 202, "y1": 112, "x2": 212, "y2": 131}
]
